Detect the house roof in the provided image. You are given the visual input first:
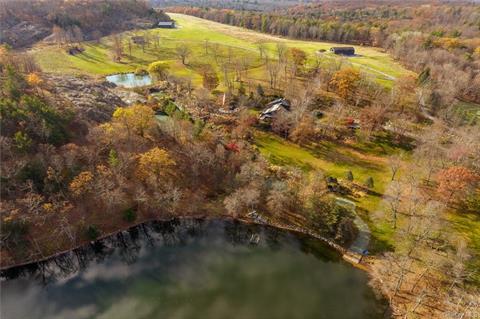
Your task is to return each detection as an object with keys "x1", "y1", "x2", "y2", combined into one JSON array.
[
  {"x1": 260, "y1": 99, "x2": 290, "y2": 120},
  {"x1": 330, "y1": 47, "x2": 355, "y2": 51}
]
